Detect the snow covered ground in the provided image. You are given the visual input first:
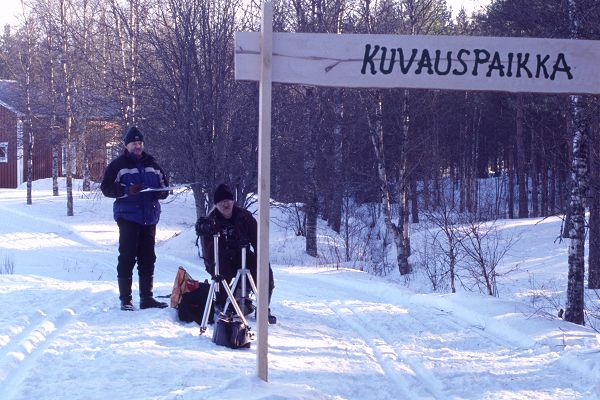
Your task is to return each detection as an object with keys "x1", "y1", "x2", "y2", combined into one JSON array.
[{"x1": 0, "y1": 179, "x2": 598, "y2": 400}]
